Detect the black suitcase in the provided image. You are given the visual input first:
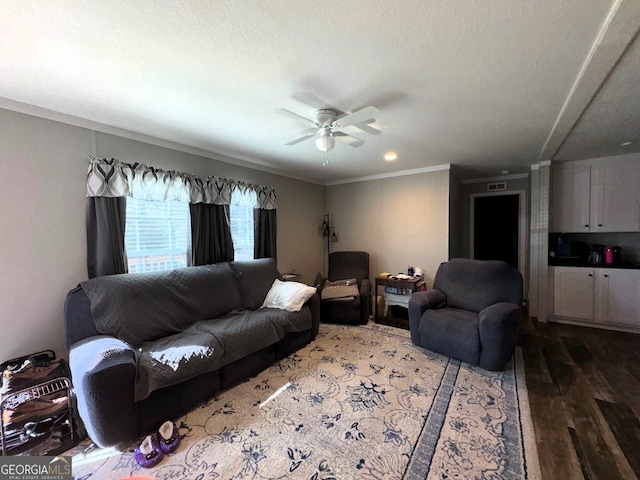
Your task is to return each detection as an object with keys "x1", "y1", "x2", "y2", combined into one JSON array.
[{"x1": 1, "y1": 350, "x2": 78, "y2": 456}]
